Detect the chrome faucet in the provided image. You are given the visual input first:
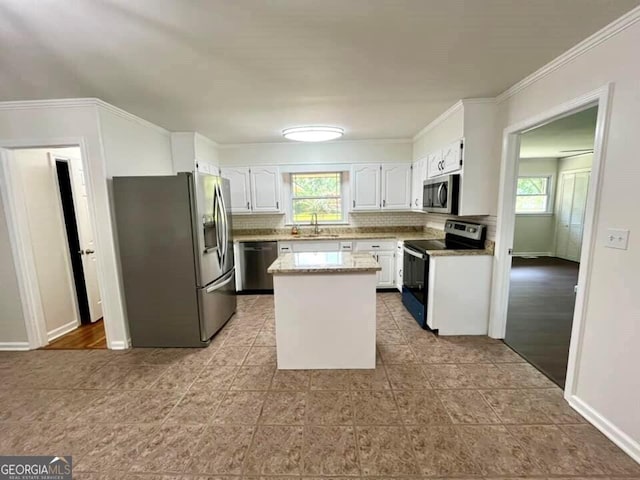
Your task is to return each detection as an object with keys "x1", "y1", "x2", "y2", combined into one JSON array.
[{"x1": 310, "y1": 213, "x2": 320, "y2": 235}]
